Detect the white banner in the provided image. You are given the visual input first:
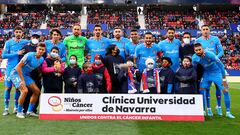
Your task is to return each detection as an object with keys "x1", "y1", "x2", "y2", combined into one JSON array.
[{"x1": 39, "y1": 94, "x2": 204, "y2": 121}]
